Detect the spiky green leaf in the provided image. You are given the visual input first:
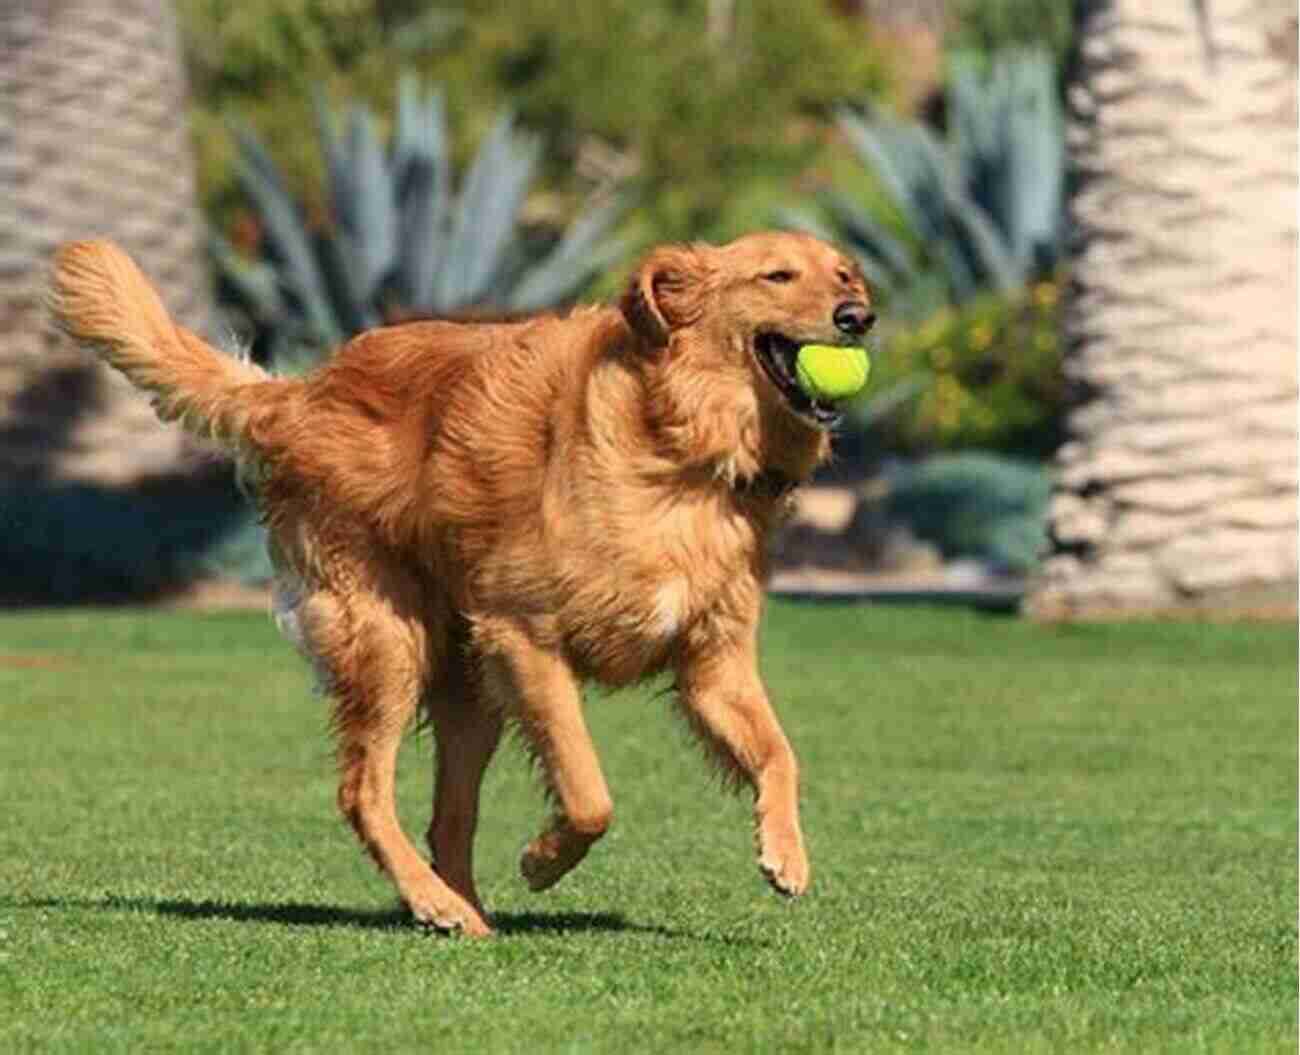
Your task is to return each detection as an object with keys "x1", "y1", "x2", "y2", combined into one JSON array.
[
  {"x1": 821, "y1": 190, "x2": 917, "y2": 285},
  {"x1": 231, "y1": 125, "x2": 342, "y2": 346},
  {"x1": 508, "y1": 195, "x2": 626, "y2": 311},
  {"x1": 341, "y1": 104, "x2": 397, "y2": 300},
  {"x1": 436, "y1": 111, "x2": 540, "y2": 310},
  {"x1": 210, "y1": 234, "x2": 288, "y2": 326},
  {"x1": 393, "y1": 83, "x2": 451, "y2": 311}
]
